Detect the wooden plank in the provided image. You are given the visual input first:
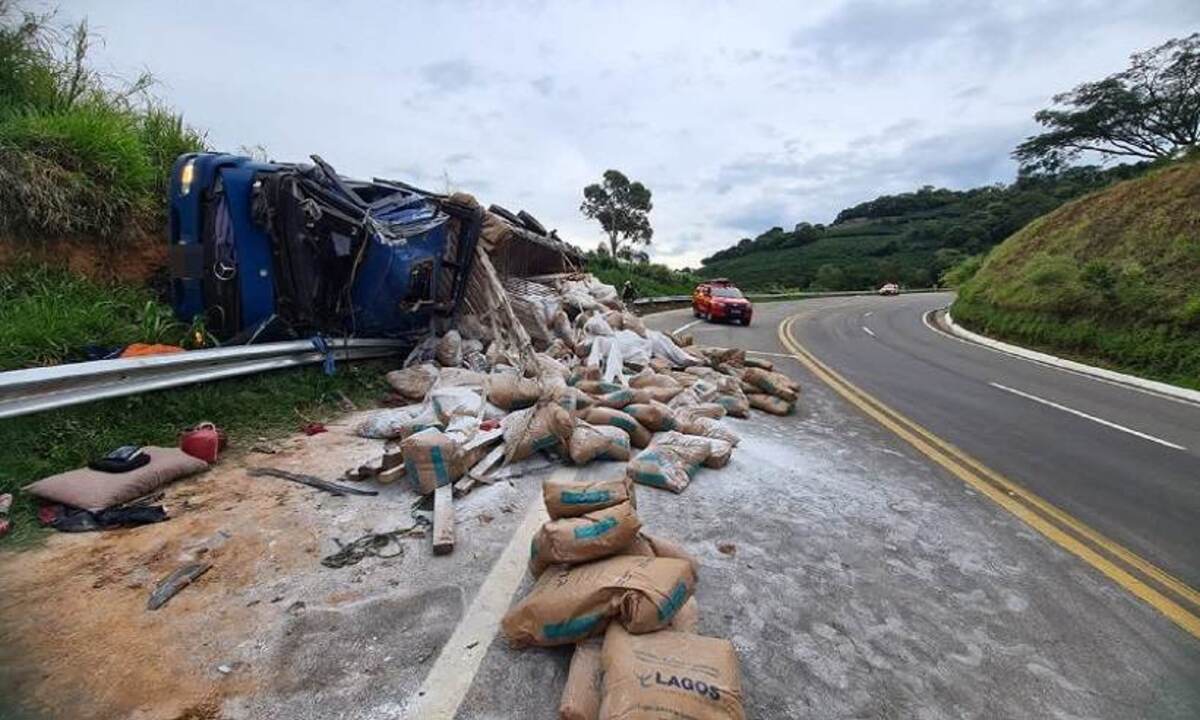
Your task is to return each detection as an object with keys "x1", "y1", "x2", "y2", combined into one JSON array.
[
  {"x1": 461, "y1": 427, "x2": 503, "y2": 454},
  {"x1": 468, "y1": 445, "x2": 505, "y2": 481},
  {"x1": 432, "y1": 484, "x2": 455, "y2": 556},
  {"x1": 382, "y1": 448, "x2": 404, "y2": 470},
  {"x1": 377, "y1": 463, "x2": 406, "y2": 484},
  {"x1": 453, "y1": 475, "x2": 477, "y2": 497}
]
